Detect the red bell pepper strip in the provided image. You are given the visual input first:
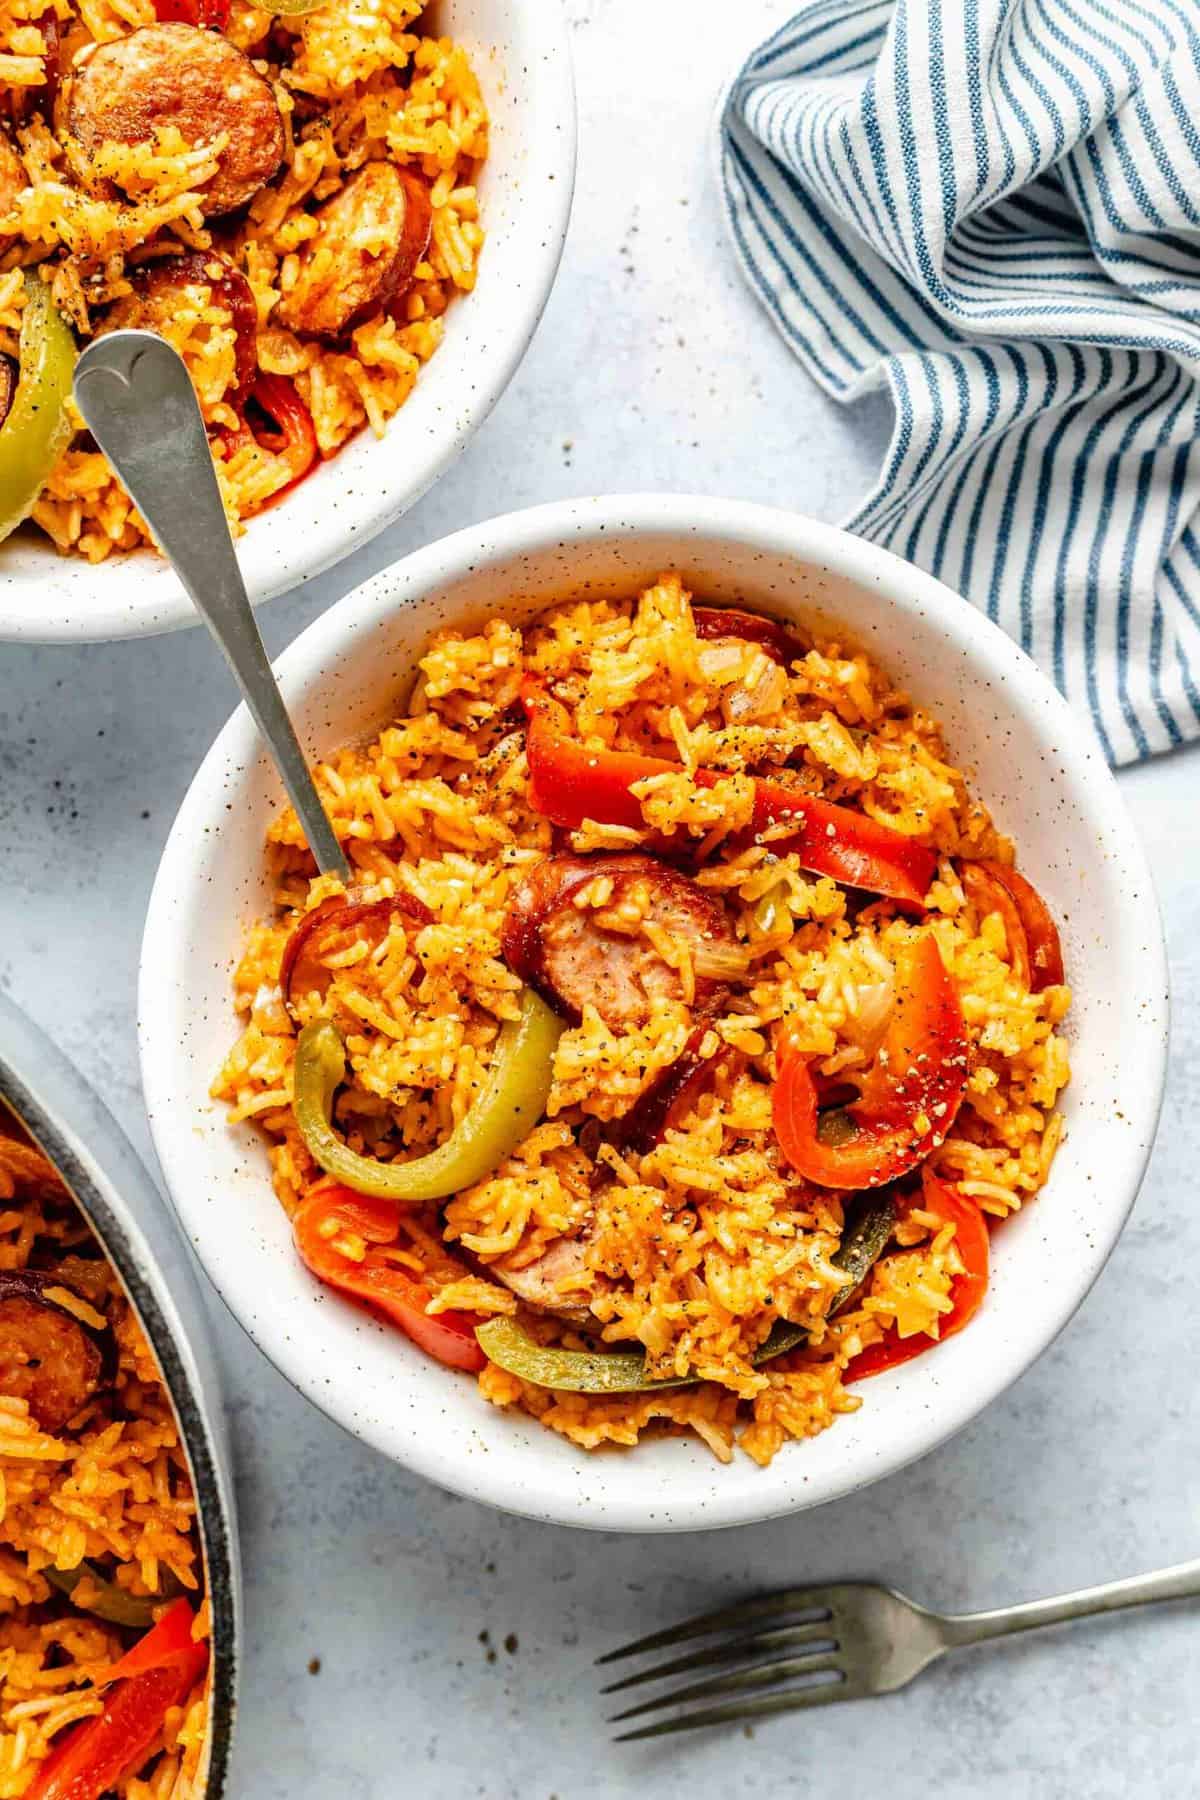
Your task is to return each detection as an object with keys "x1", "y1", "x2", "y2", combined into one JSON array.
[
  {"x1": 975, "y1": 861, "x2": 1064, "y2": 992},
  {"x1": 520, "y1": 682, "x2": 935, "y2": 908},
  {"x1": 245, "y1": 374, "x2": 318, "y2": 506},
  {"x1": 153, "y1": 0, "x2": 229, "y2": 27},
  {"x1": 522, "y1": 681, "x2": 667, "y2": 830},
  {"x1": 222, "y1": 375, "x2": 319, "y2": 514},
  {"x1": 26, "y1": 1637, "x2": 207, "y2": 1800},
  {"x1": 100, "y1": 1600, "x2": 196, "y2": 1687},
  {"x1": 773, "y1": 935, "x2": 968, "y2": 1189},
  {"x1": 745, "y1": 778, "x2": 936, "y2": 905},
  {"x1": 959, "y1": 862, "x2": 1031, "y2": 988},
  {"x1": 293, "y1": 1184, "x2": 486, "y2": 1372},
  {"x1": 843, "y1": 1170, "x2": 989, "y2": 1382}
]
